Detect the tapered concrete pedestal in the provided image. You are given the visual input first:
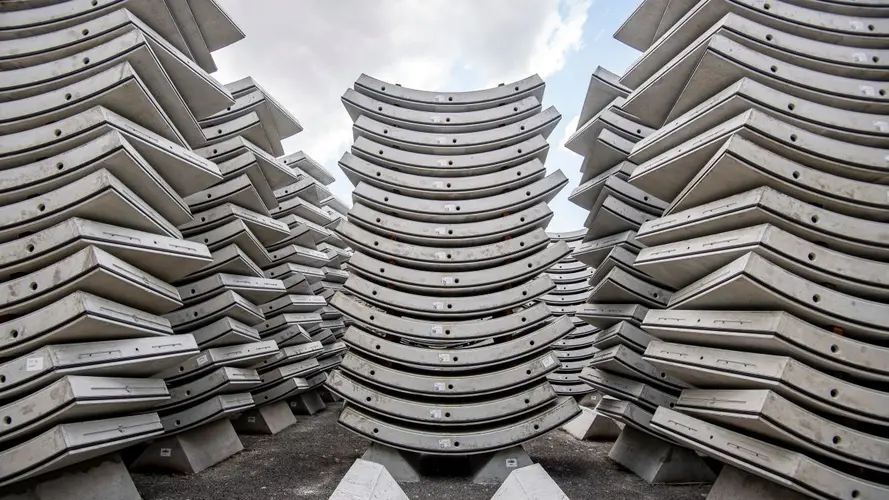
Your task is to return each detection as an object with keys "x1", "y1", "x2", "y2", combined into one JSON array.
[
  {"x1": 329, "y1": 459, "x2": 410, "y2": 500},
  {"x1": 706, "y1": 466, "x2": 809, "y2": 500},
  {"x1": 608, "y1": 427, "x2": 715, "y2": 484},
  {"x1": 1, "y1": 455, "x2": 140, "y2": 500},
  {"x1": 469, "y1": 446, "x2": 533, "y2": 485},
  {"x1": 232, "y1": 401, "x2": 297, "y2": 435},
  {"x1": 491, "y1": 463, "x2": 568, "y2": 500},
  {"x1": 361, "y1": 443, "x2": 421, "y2": 483},
  {"x1": 129, "y1": 419, "x2": 243, "y2": 474},
  {"x1": 562, "y1": 406, "x2": 621, "y2": 440},
  {"x1": 289, "y1": 390, "x2": 326, "y2": 415}
]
